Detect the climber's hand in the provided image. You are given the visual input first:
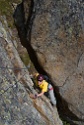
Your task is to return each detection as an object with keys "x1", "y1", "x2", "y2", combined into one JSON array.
[{"x1": 34, "y1": 94, "x2": 38, "y2": 99}]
